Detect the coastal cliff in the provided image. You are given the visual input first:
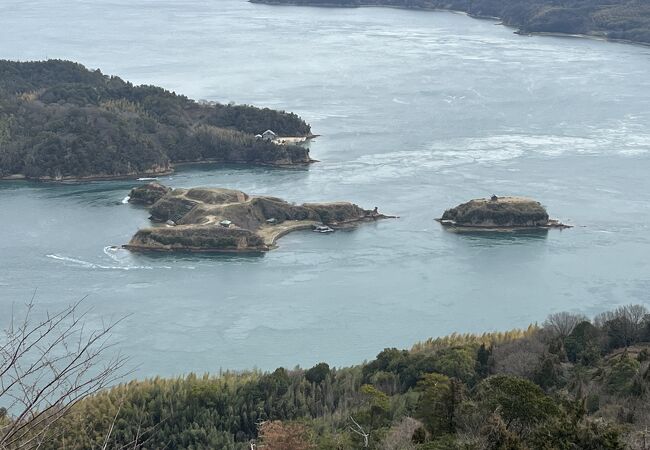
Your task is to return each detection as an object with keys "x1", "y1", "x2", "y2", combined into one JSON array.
[
  {"x1": 438, "y1": 196, "x2": 568, "y2": 229},
  {"x1": 0, "y1": 60, "x2": 314, "y2": 181},
  {"x1": 125, "y1": 184, "x2": 392, "y2": 252}
]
